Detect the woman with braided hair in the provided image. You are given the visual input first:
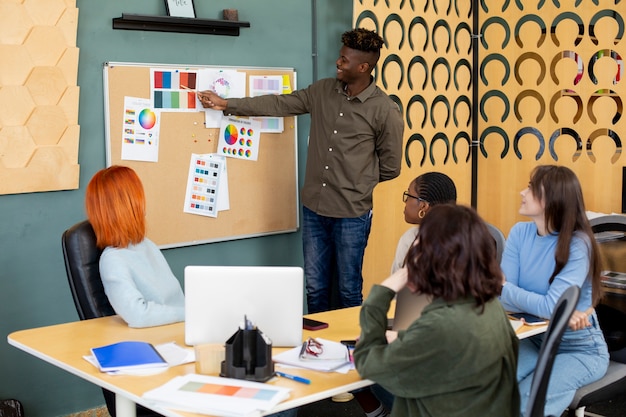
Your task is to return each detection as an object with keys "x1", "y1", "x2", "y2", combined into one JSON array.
[{"x1": 391, "y1": 172, "x2": 457, "y2": 273}]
